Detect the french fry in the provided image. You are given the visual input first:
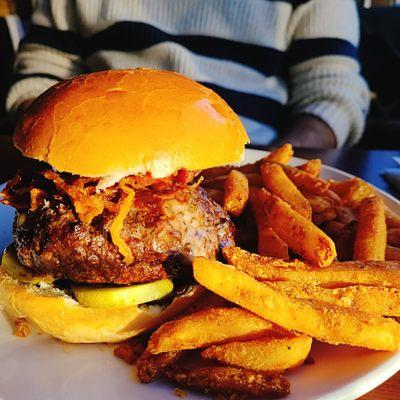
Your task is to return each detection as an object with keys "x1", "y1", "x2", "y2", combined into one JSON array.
[
  {"x1": 136, "y1": 350, "x2": 181, "y2": 383},
  {"x1": 193, "y1": 257, "x2": 400, "y2": 351},
  {"x1": 201, "y1": 334, "x2": 312, "y2": 372},
  {"x1": 260, "y1": 163, "x2": 312, "y2": 219},
  {"x1": 312, "y1": 208, "x2": 336, "y2": 226},
  {"x1": 303, "y1": 193, "x2": 333, "y2": 214},
  {"x1": 147, "y1": 307, "x2": 287, "y2": 355},
  {"x1": 201, "y1": 163, "x2": 259, "y2": 180},
  {"x1": 386, "y1": 245, "x2": 400, "y2": 261},
  {"x1": 259, "y1": 189, "x2": 336, "y2": 266},
  {"x1": 354, "y1": 196, "x2": 386, "y2": 261},
  {"x1": 265, "y1": 143, "x2": 293, "y2": 164},
  {"x1": 388, "y1": 229, "x2": 400, "y2": 247},
  {"x1": 280, "y1": 165, "x2": 330, "y2": 196},
  {"x1": 223, "y1": 170, "x2": 249, "y2": 217},
  {"x1": 204, "y1": 188, "x2": 224, "y2": 205},
  {"x1": 163, "y1": 366, "x2": 290, "y2": 398},
  {"x1": 330, "y1": 178, "x2": 375, "y2": 208},
  {"x1": 335, "y1": 206, "x2": 357, "y2": 226},
  {"x1": 386, "y1": 206, "x2": 400, "y2": 229},
  {"x1": 268, "y1": 281, "x2": 400, "y2": 316},
  {"x1": 249, "y1": 188, "x2": 289, "y2": 259},
  {"x1": 223, "y1": 247, "x2": 400, "y2": 289},
  {"x1": 297, "y1": 159, "x2": 322, "y2": 177}
]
